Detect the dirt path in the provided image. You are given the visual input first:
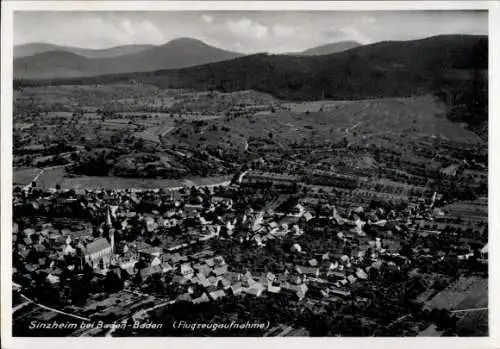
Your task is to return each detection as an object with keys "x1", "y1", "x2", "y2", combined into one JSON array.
[{"x1": 19, "y1": 293, "x2": 90, "y2": 322}]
